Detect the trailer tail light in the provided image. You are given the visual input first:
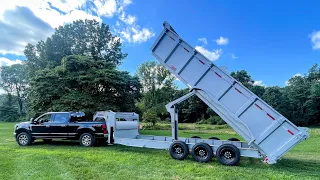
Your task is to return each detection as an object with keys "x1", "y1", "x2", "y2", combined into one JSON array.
[{"x1": 102, "y1": 124, "x2": 108, "y2": 134}]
